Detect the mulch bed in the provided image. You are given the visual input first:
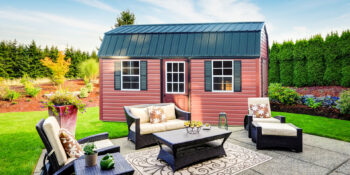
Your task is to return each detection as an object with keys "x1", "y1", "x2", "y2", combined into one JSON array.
[
  {"x1": 271, "y1": 102, "x2": 350, "y2": 121},
  {"x1": 0, "y1": 80, "x2": 99, "y2": 113},
  {"x1": 295, "y1": 86, "x2": 348, "y2": 97}
]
